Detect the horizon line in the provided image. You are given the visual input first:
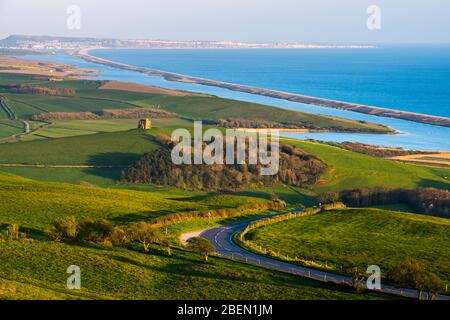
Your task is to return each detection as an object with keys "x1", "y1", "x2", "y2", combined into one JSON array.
[{"x1": 2, "y1": 34, "x2": 450, "y2": 46}]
